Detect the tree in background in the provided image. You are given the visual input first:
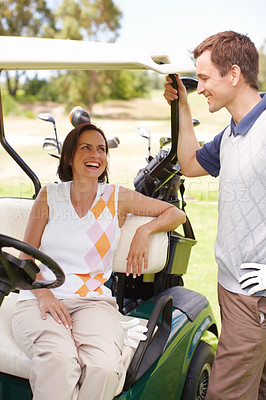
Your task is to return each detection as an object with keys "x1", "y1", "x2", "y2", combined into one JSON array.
[
  {"x1": 55, "y1": 0, "x2": 121, "y2": 42},
  {"x1": 0, "y1": 0, "x2": 174, "y2": 109},
  {"x1": 106, "y1": 70, "x2": 151, "y2": 100},
  {"x1": 0, "y1": 0, "x2": 56, "y2": 96},
  {"x1": 53, "y1": 0, "x2": 124, "y2": 110},
  {"x1": 259, "y1": 40, "x2": 266, "y2": 92}
]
